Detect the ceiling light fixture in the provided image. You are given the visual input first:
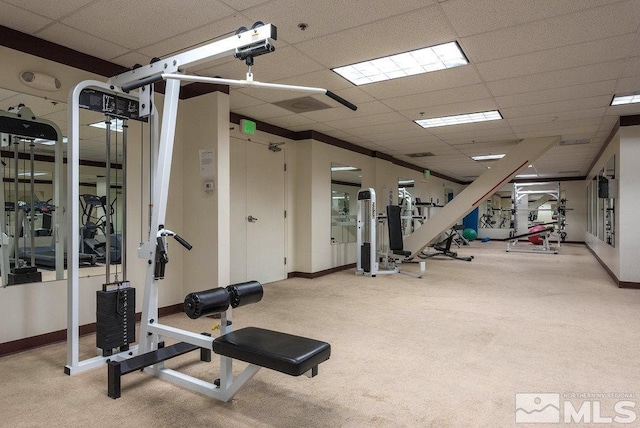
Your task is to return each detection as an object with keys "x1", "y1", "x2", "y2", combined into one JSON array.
[
  {"x1": 89, "y1": 119, "x2": 125, "y2": 132},
  {"x1": 17, "y1": 171, "x2": 49, "y2": 177},
  {"x1": 471, "y1": 153, "x2": 505, "y2": 161},
  {"x1": 34, "y1": 137, "x2": 68, "y2": 145},
  {"x1": 19, "y1": 71, "x2": 61, "y2": 92},
  {"x1": 415, "y1": 110, "x2": 502, "y2": 128},
  {"x1": 331, "y1": 166, "x2": 360, "y2": 172},
  {"x1": 610, "y1": 93, "x2": 640, "y2": 105},
  {"x1": 332, "y1": 41, "x2": 468, "y2": 86}
]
